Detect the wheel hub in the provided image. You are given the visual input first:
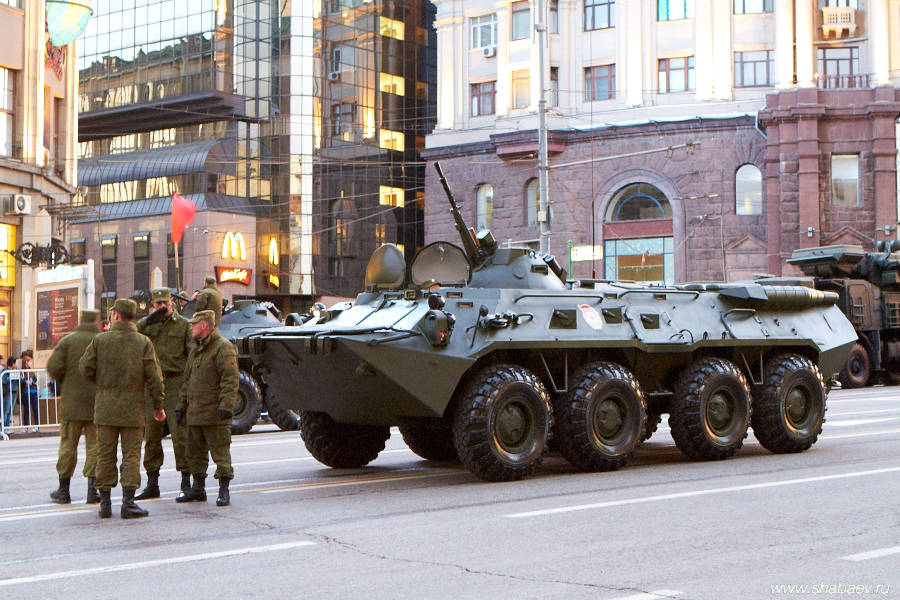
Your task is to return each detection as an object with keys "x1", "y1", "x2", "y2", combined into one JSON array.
[
  {"x1": 785, "y1": 386, "x2": 811, "y2": 427},
  {"x1": 496, "y1": 401, "x2": 531, "y2": 450},
  {"x1": 706, "y1": 391, "x2": 734, "y2": 435},
  {"x1": 593, "y1": 398, "x2": 625, "y2": 439}
]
